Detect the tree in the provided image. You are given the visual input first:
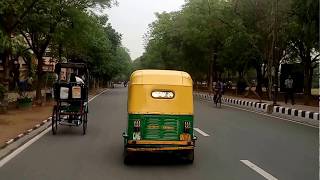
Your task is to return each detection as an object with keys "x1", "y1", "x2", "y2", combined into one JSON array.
[
  {"x1": 52, "y1": 9, "x2": 131, "y2": 87},
  {"x1": 0, "y1": 0, "x2": 39, "y2": 90},
  {"x1": 18, "y1": 0, "x2": 112, "y2": 102},
  {"x1": 286, "y1": 0, "x2": 319, "y2": 104}
]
